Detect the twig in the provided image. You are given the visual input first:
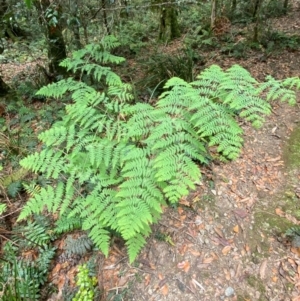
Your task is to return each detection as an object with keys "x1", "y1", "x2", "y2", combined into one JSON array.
[{"x1": 127, "y1": 263, "x2": 157, "y2": 276}]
